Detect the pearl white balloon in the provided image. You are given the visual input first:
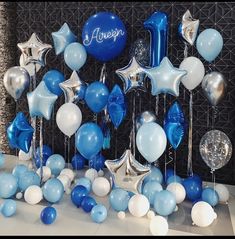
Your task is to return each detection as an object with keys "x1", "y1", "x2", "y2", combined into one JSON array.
[
  {"x1": 215, "y1": 184, "x2": 229, "y2": 203},
  {"x1": 128, "y1": 194, "x2": 150, "y2": 218},
  {"x1": 117, "y1": 211, "x2": 126, "y2": 220},
  {"x1": 36, "y1": 166, "x2": 51, "y2": 182},
  {"x1": 92, "y1": 177, "x2": 110, "y2": 197},
  {"x1": 57, "y1": 174, "x2": 71, "y2": 191},
  {"x1": 18, "y1": 148, "x2": 32, "y2": 161},
  {"x1": 85, "y1": 168, "x2": 98, "y2": 182},
  {"x1": 60, "y1": 168, "x2": 75, "y2": 182},
  {"x1": 149, "y1": 216, "x2": 169, "y2": 235},
  {"x1": 166, "y1": 182, "x2": 186, "y2": 204},
  {"x1": 16, "y1": 192, "x2": 23, "y2": 200},
  {"x1": 191, "y1": 201, "x2": 217, "y2": 227},
  {"x1": 147, "y1": 210, "x2": 155, "y2": 220},
  {"x1": 24, "y1": 185, "x2": 43, "y2": 205},
  {"x1": 98, "y1": 170, "x2": 104, "y2": 177}
]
